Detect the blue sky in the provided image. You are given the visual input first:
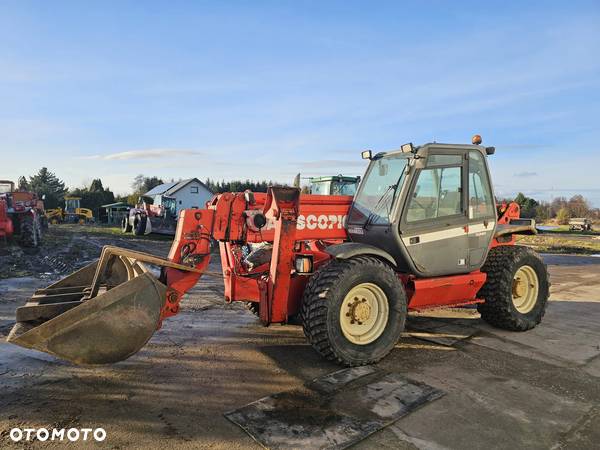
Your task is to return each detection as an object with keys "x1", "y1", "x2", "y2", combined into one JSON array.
[{"x1": 1, "y1": 1, "x2": 599, "y2": 204}]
